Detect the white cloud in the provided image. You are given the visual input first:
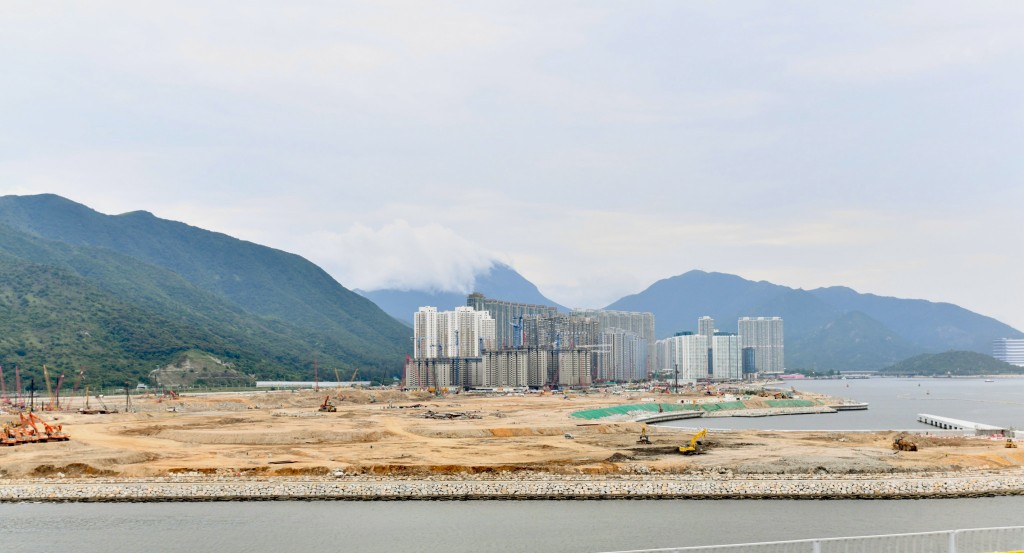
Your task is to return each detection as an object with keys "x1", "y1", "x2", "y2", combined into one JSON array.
[
  {"x1": 1, "y1": 2, "x2": 1022, "y2": 331},
  {"x1": 303, "y1": 220, "x2": 501, "y2": 293}
]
